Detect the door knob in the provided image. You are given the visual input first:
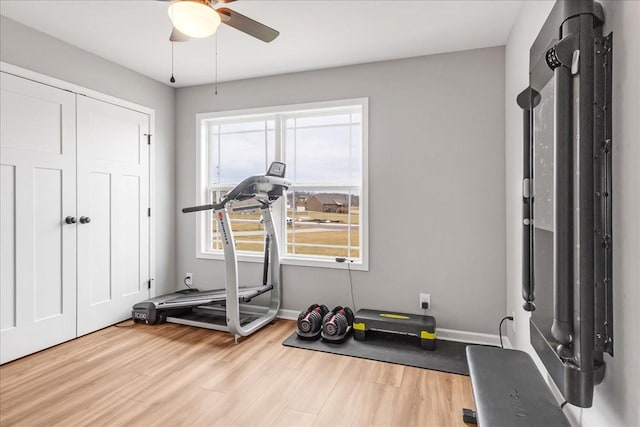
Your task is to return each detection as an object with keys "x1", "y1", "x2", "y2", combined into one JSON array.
[
  {"x1": 65, "y1": 216, "x2": 76, "y2": 224},
  {"x1": 79, "y1": 216, "x2": 91, "y2": 224}
]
